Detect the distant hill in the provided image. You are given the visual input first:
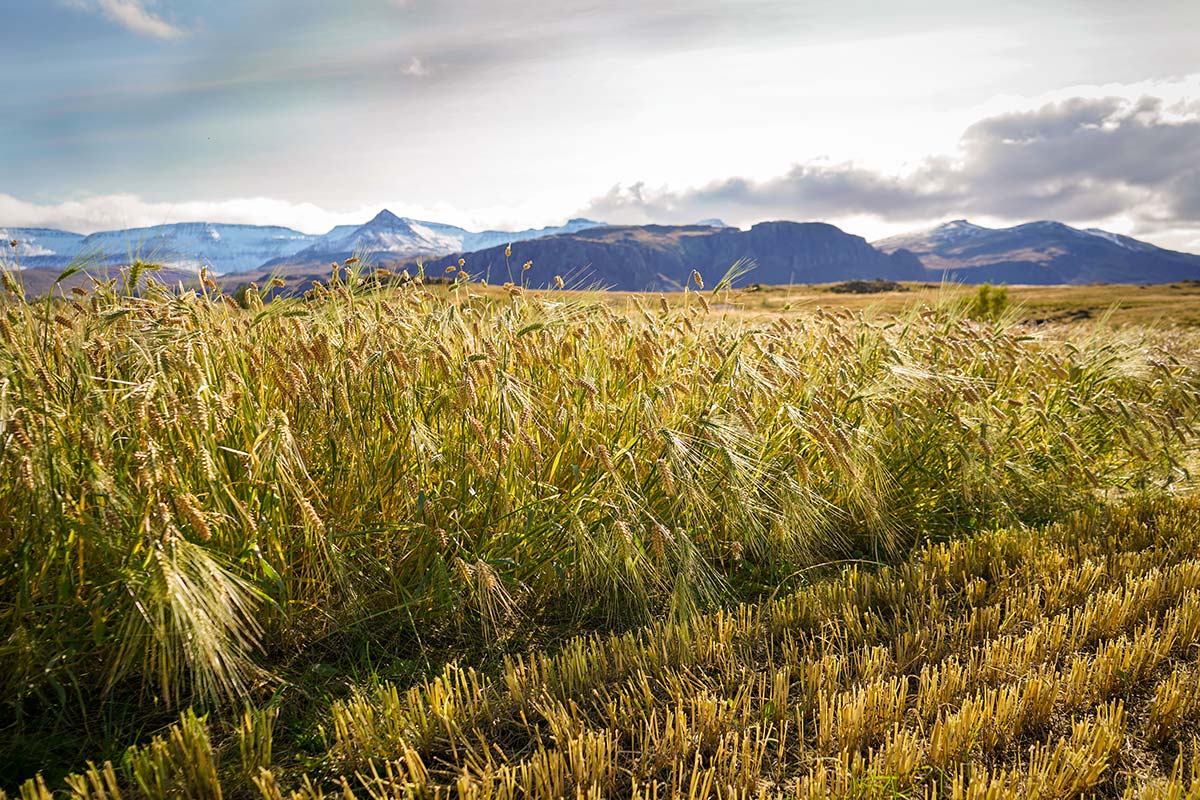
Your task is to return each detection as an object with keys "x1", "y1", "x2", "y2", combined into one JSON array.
[
  {"x1": 7, "y1": 213, "x2": 1200, "y2": 292},
  {"x1": 0, "y1": 213, "x2": 610, "y2": 277},
  {"x1": 874, "y1": 219, "x2": 1200, "y2": 284},
  {"x1": 0, "y1": 227, "x2": 86, "y2": 260},
  {"x1": 402, "y1": 222, "x2": 925, "y2": 291},
  {"x1": 264, "y1": 211, "x2": 608, "y2": 270},
  {"x1": 3, "y1": 222, "x2": 319, "y2": 274}
]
